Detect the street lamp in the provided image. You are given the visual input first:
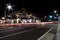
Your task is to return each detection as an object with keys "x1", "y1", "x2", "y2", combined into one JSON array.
[
  {"x1": 7, "y1": 4, "x2": 13, "y2": 10},
  {"x1": 5, "y1": 4, "x2": 13, "y2": 18},
  {"x1": 5, "y1": 4, "x2": 13, "y2": 23},
  {"x1": 54, "y1": 10, "x2": 57, "y2": 13}
]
